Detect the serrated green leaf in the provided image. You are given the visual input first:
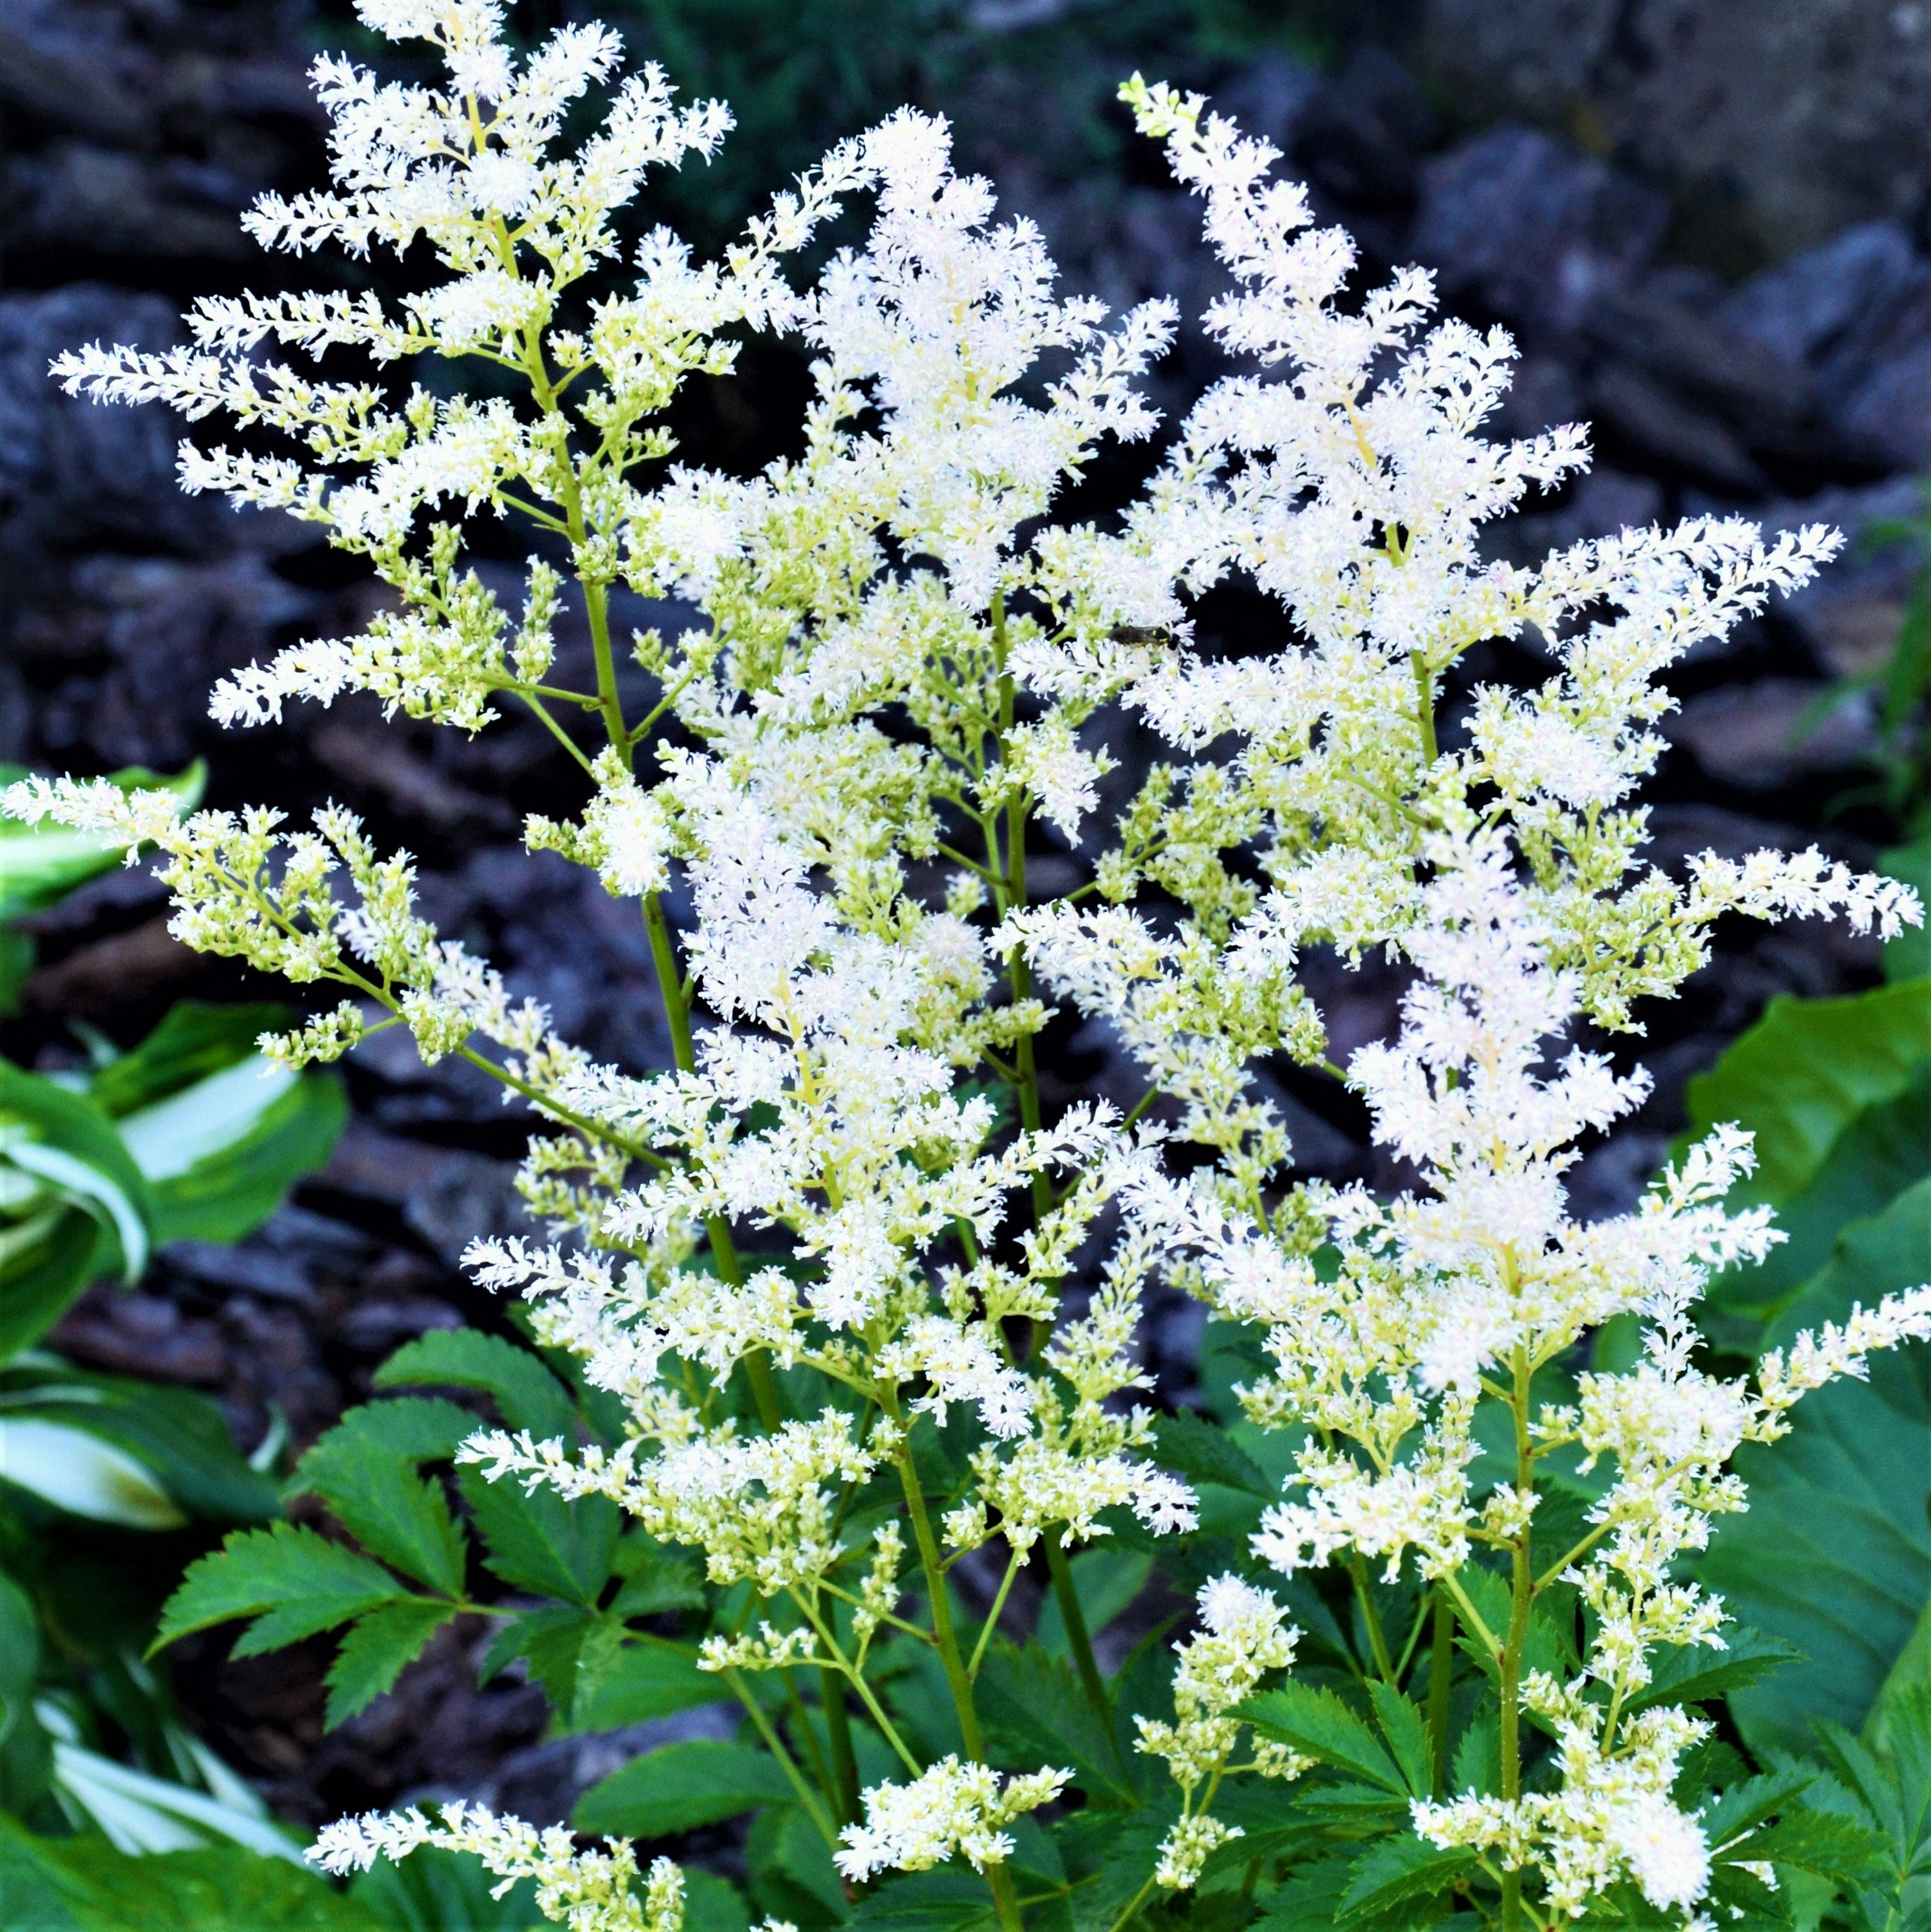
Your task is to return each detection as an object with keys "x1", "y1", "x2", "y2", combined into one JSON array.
[
  {"x1": 1365, "y1": 1682, "x2": 1432, "y2": 1799},
  {"x1": 321, "y1": 1397, "x2": 480, "y2": 1465},
  {"x1": 978, "y1": 1641, "x2": 1131, "y2": 1799},
  {"x1": 685, "y1": 1870, "x2": 753, "y2": 1932},
  {"x1": 1238, "y1": 1683, "x2": 1405, "y2": 1794},
  {"x1": 1621, "y1": 1627, "x2": 1805, "y2": 1721},
  {"x1": 571, "y1": 1634, "x2": 734, "y2": 1733},
  {"x1": 326, "y1": 1600, "x2": 457, "y2": 1728},
  {"x1": 155, "y1": 1523, "x2": 409, "y2": 1651},
  {"x1": 1153, "y1": 1408, "x2": 1270, "y2": 1496},
  {"x1": 497, "y1": 1606, "x2": 626, "y2": 1725},
  {"x1": 1700, "y1": 1345, "x2": 1931, "y2": 1755},
  {"x1": 1450, "y1": 1711, "x2": 1498, "y2": 1798},
  {"x1": 457, "y1": 1463, "x2": 616, "y2": 1608},
  {"x1": 292, "y1": 1431, "x2": 467, "y2": 1598},
  {"x1": 748, "y1": 1802, "x2": 849, "y2": 1929},
  {"x1": 574, "y1": 1739, "x2": 795, "y2": 1837},
  {"x1": 375, "y1": 1329, "x2": 575, "y2": 1441},
  {"x1": 851, "y1": 1871, "x2": 997, "y2": 1932},
  {"x1": 607, "y1": 1540, "x2": 705, "y2": 1619},
  {"x1": 1722, "y1": 1808, "x2": 1889, "y2": 1883},
  {"x1": 1680, "y1": 980, "x2": 1931, "y2": 1207},
  {"x1": 1338, "y1": 1835, "x2": 1475, "y2": 1923}
]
